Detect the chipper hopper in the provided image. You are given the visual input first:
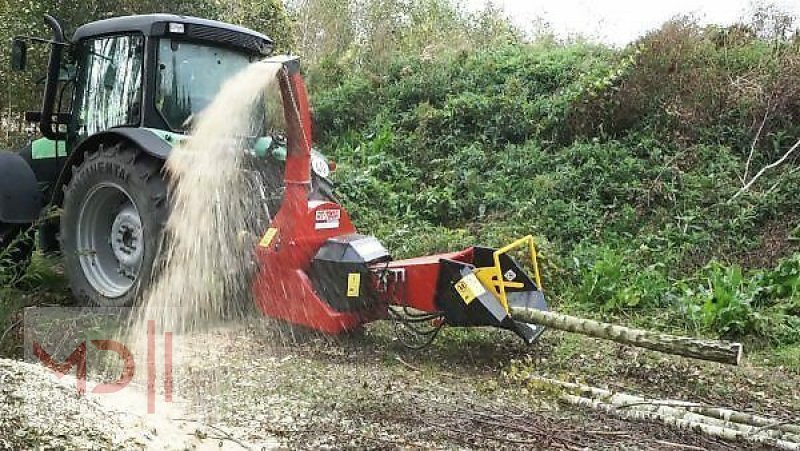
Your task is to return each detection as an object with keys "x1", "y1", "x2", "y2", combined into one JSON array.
[{"x1": 252, "y1": 56, "x2": 743, "y2": 366}]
